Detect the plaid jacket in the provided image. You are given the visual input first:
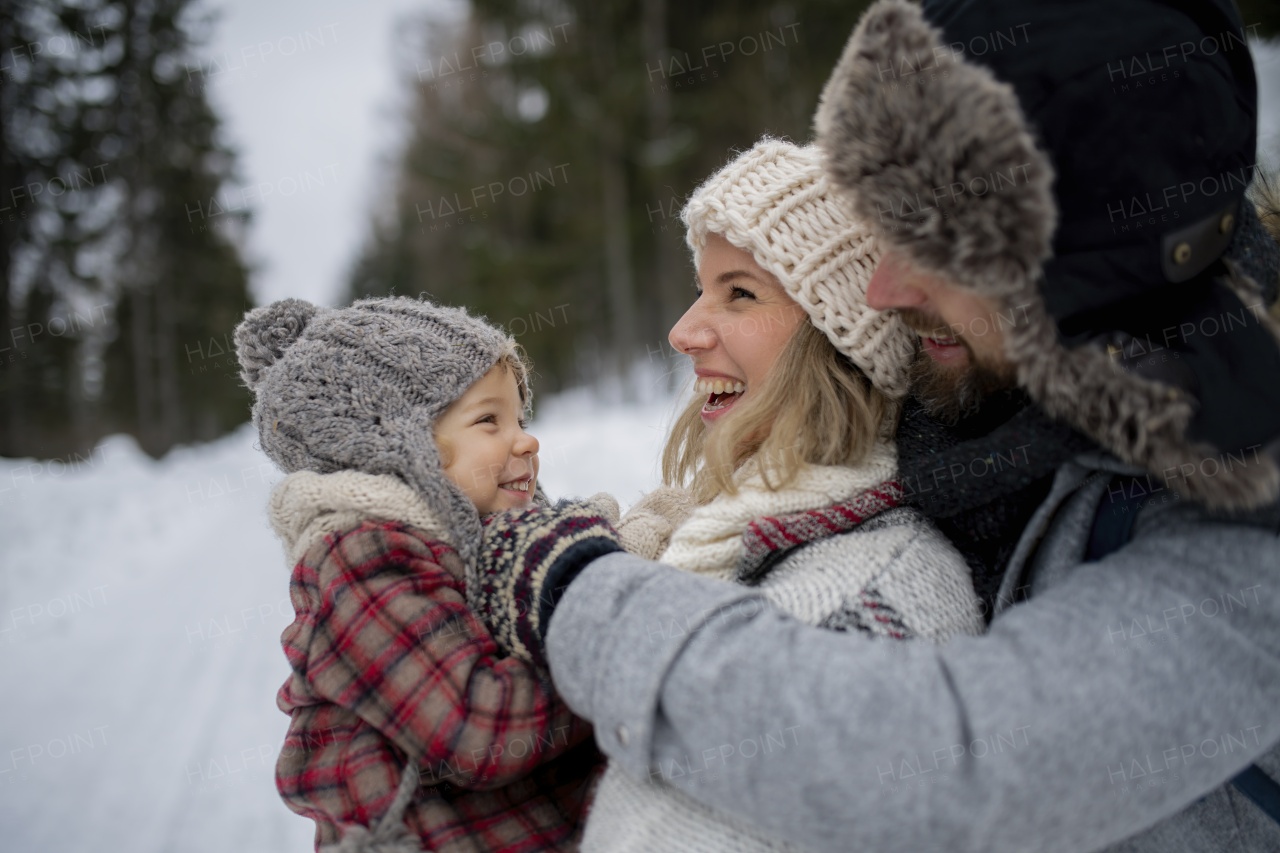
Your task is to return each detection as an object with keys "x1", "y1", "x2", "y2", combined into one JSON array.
[{"x1": 275, "y1": 517, "x2": 601, "y2": 852}]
